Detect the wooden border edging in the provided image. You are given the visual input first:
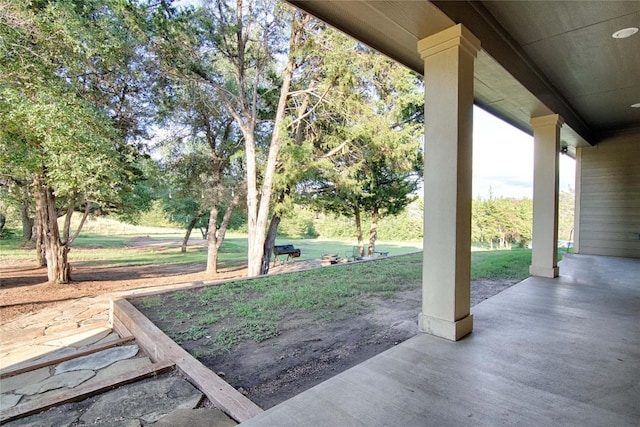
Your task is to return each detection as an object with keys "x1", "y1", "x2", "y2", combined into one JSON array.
[
  {"x1": 0, "y1": 360, "x2": 174, "y2": 425},
  {"x1": 0, "y1": 337, "x2": 135, "y2": 379},
  {"x1": 111, "y1": 298, "x2": 263, "y2": 423}
]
